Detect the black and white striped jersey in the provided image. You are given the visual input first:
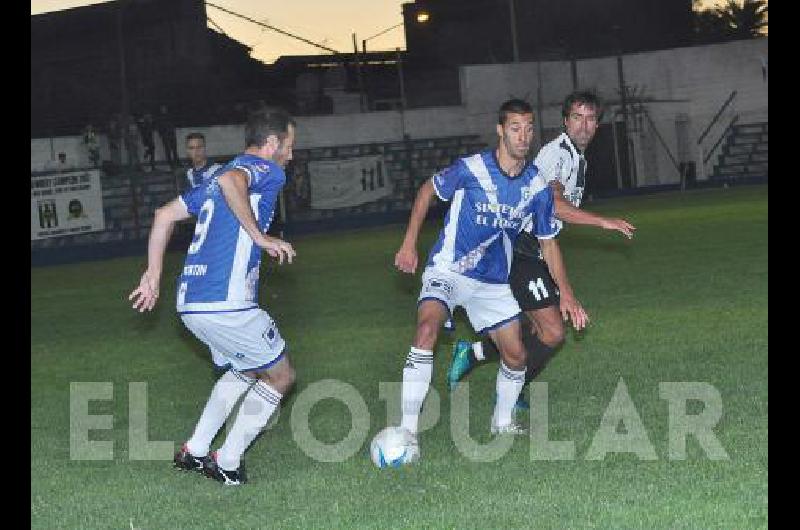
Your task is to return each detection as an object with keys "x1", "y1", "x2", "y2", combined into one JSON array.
[
  {"x1": 534, "y1": 132, "x2": 586, "y2": 209},
  {"x1": 515, "y1": 132, "x2": 587, "y2": 259}
]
